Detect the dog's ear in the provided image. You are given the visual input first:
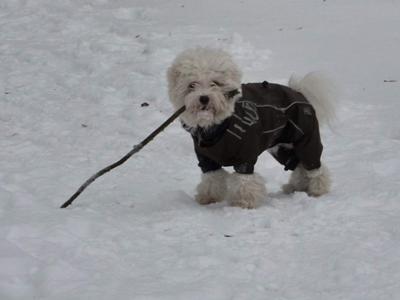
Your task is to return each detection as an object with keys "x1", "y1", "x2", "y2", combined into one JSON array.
[
  {"x1": 166, "y1": 65, "x2": 185, "y2": 108},
  {"x1": 167, "y1": 65, "x2": 181, "y2": 89}
]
